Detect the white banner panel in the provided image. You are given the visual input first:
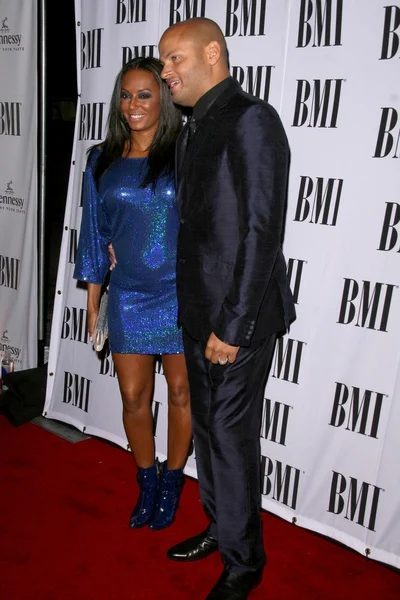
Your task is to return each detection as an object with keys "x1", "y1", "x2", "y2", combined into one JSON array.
[
  {"x1": 0, "y1": 1, "x2": 37, "y2": 370},
  {"x1": 44, "y1": 0, "x2": 400, "y2": 568}
]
